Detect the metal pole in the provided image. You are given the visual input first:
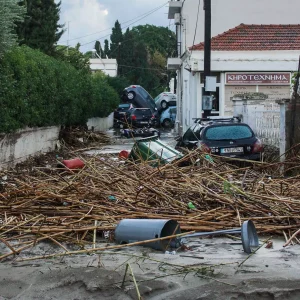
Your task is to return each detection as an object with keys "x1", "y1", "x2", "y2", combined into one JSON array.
[{"x1": 203, "y1": 0, "x2": 211, "y2": 118}]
